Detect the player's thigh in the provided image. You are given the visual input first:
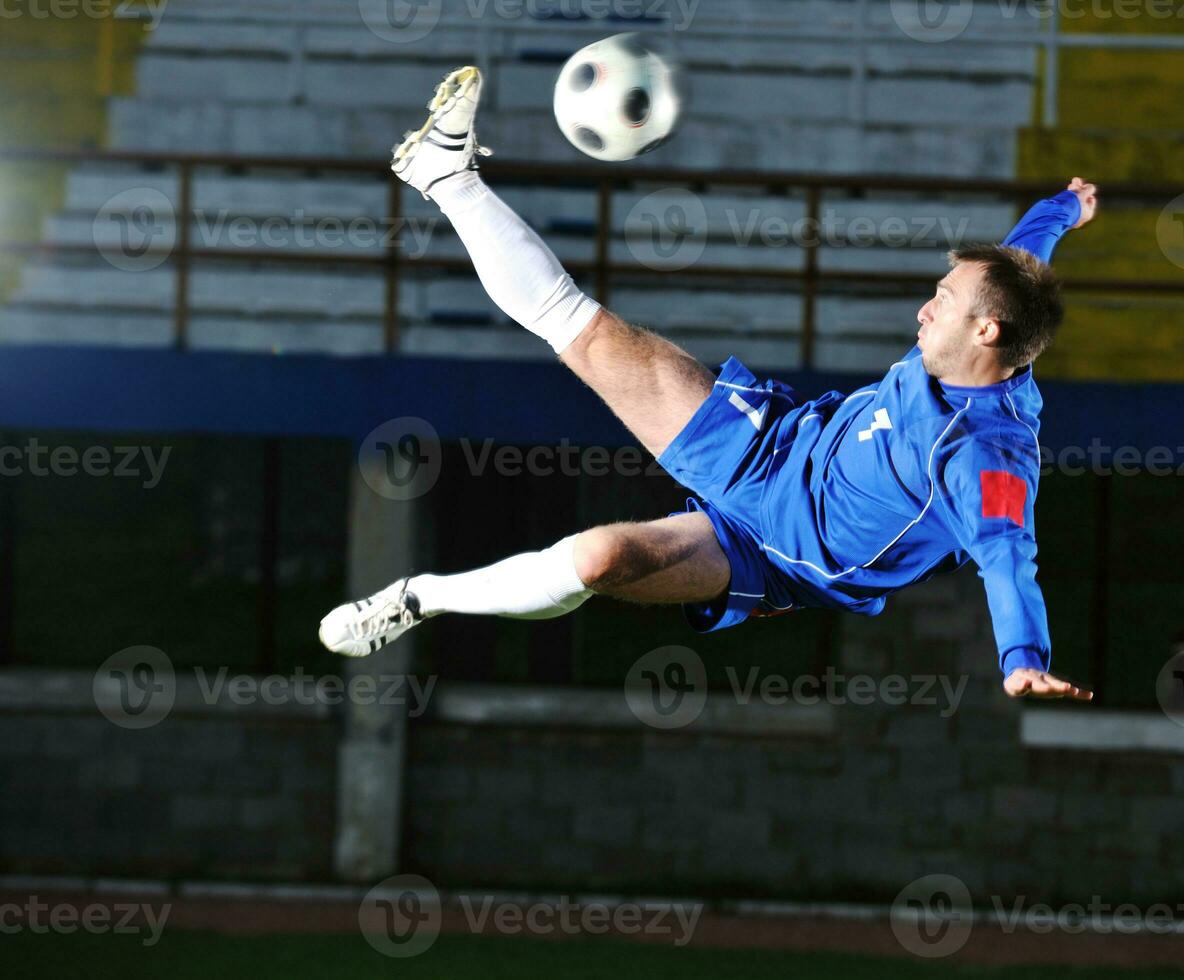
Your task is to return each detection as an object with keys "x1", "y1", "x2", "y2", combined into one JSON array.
[
  {"x1": 560, "y1": 308, "x2": 714, "y2": 457},
  {"x1": 572, "y1": 511, "x2": 729, "y2": 603}
]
